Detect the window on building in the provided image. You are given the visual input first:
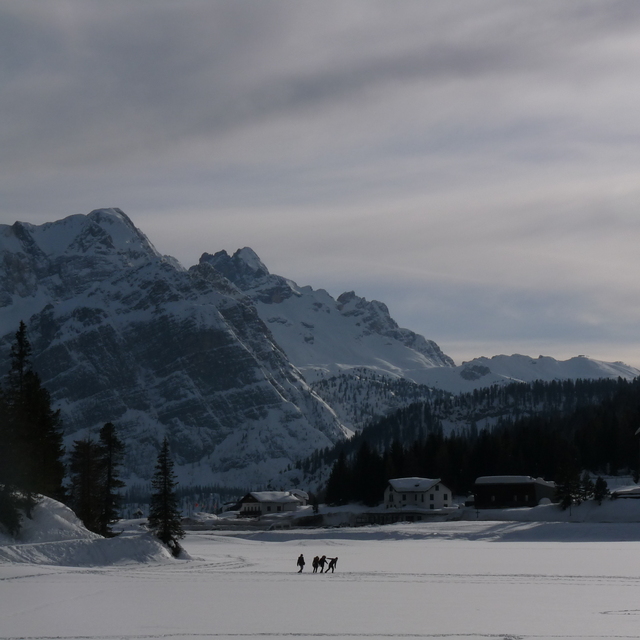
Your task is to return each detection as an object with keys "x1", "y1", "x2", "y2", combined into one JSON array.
[
  {"x1": 421, "y1": 494, "x2": 424, "y2": 502},
  {"x1": 443, "y1": 494, "x2": 448, "y2": 500},
  {"x1": 267, "y1": 506, "x2": 271, "y2": 512},
  {"x1": 430, "y1": 494, "x2": 434, "y2": 501},
  {"x1": 402, "y1": 494, "x2": 406, "y2": 500},
  {"x1": 430, "y1": 504, "x2": 435, "y2": 510},
  {"x1": 435, "y1": 485, "x2": 440, "y2": 491}
]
